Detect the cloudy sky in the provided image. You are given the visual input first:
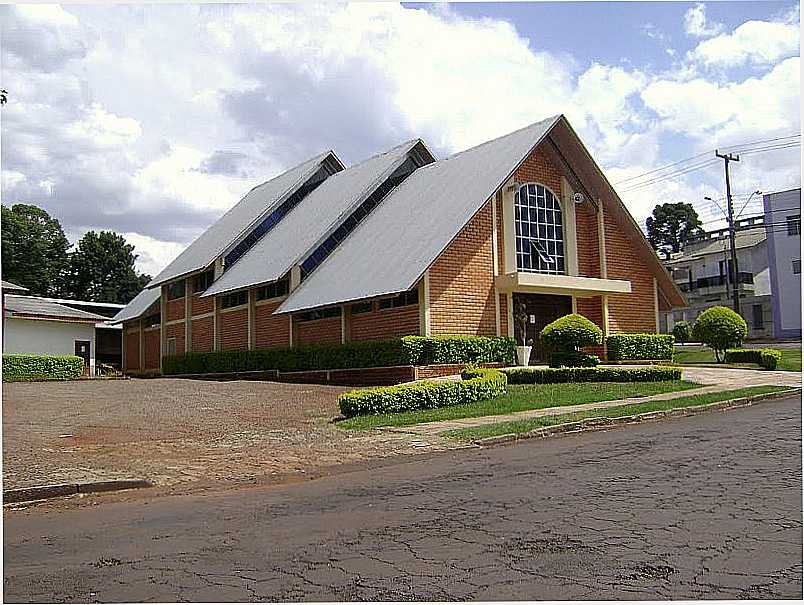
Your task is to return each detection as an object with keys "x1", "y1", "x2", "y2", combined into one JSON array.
[{"x1": 1, "y1": 1, "x2": 800, "y2": 276}]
